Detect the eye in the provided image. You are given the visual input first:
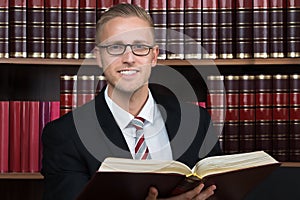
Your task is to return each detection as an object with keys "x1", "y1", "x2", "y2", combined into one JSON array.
[
  {"x1": 133, "y1": 44, "x2": 147, "y2": 50},
  {"x1": 109, "y1": 44, "x2": 123, "y2": 50}
]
